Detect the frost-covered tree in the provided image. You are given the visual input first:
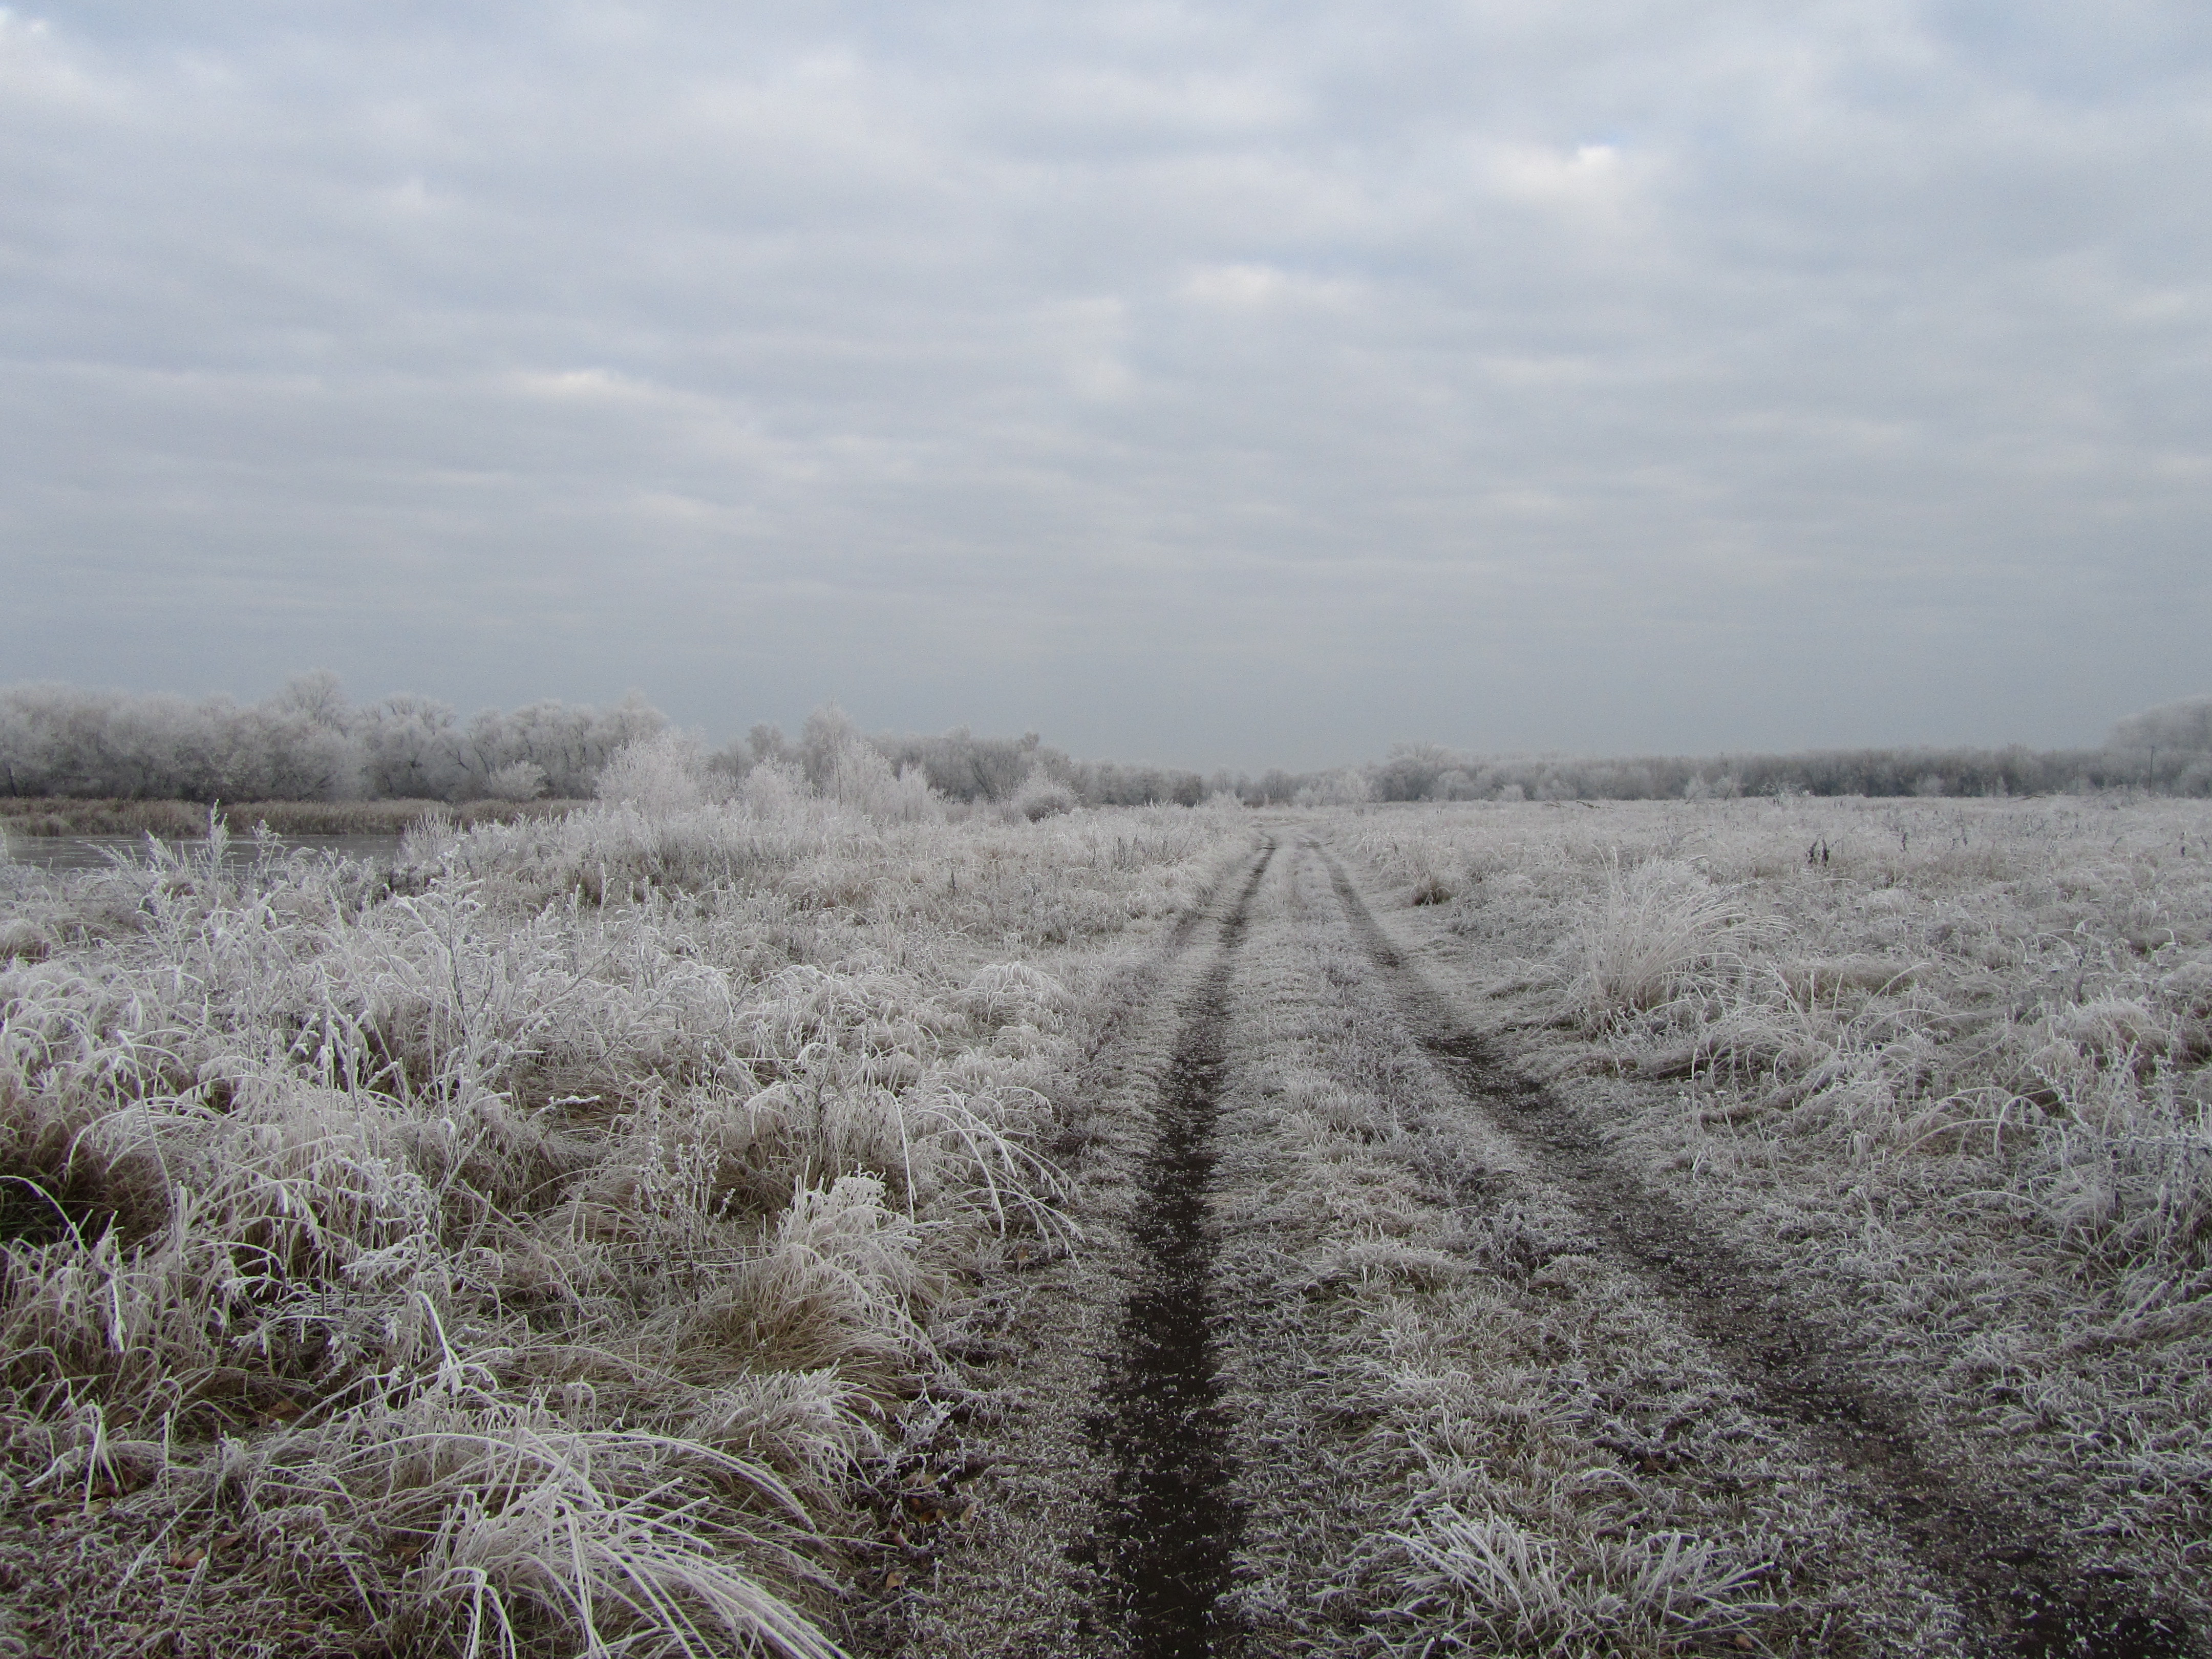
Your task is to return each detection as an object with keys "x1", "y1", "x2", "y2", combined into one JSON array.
[
  {"x1": 354, "y1": 691, "x2": 664, "y2": 801},
  {"x1": 1294, "y1": 769, "x2": 1372, "y2": 807},
  {"x1": 798, "y1": 704, "x2": 862, "y2": 795},
  {"x1": 873, "y1": 725, "x2": 1051, "y2": 803},
  {"x1": 0, "y1": 683, "x2": 358, "y2": 800},
  {"x1": 2109, "y1": 696, "x2": 2212, "y2": 754},
  {"x1": 358, "y1": 695, "x2": 472, "y2": 800},
  {"x1": 270, "y1": 670, "x2": 352, "y2": 733},
  {"x1": 595, "y1": 730, "x2": 708, "y2": 814},
  {"x1": 795, "y1": 706, "x2": 942, "y2": 821},
  {"x1": 1, "y1": 678, "x2": 668, "y2": 802}
]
